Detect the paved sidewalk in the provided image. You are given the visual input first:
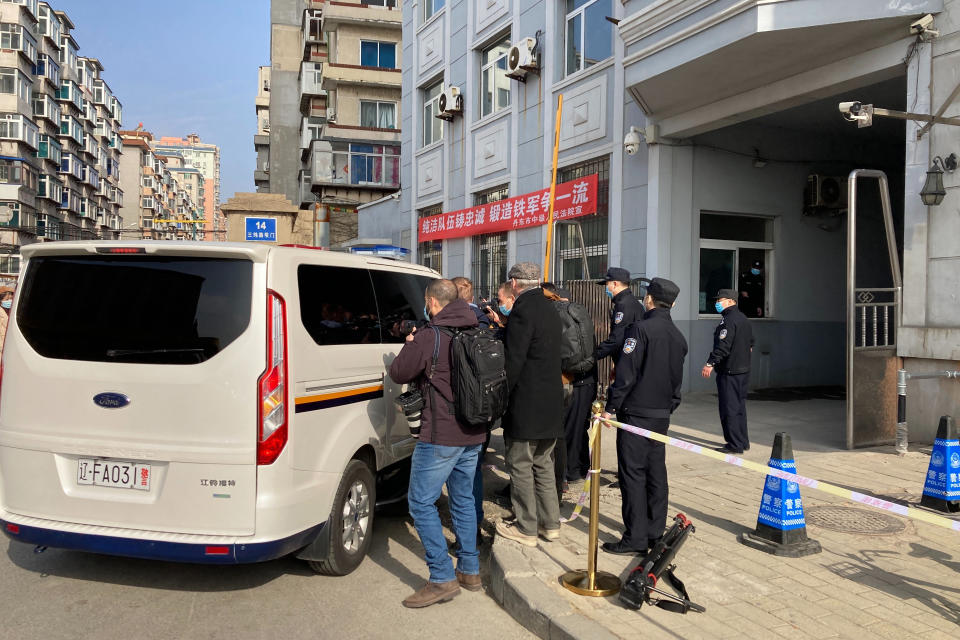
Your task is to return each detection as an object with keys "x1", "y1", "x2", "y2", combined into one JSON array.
[{"x1": 486, "y1": 392, "x2": 960, "y2": 639}]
